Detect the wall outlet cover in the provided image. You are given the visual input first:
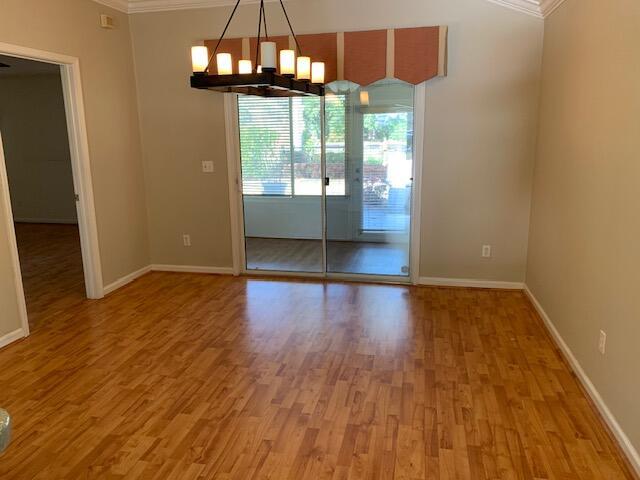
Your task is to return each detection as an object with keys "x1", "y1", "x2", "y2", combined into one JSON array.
[{"x1": 202, "y1": 161, "x2": 214, "y2": 173}]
